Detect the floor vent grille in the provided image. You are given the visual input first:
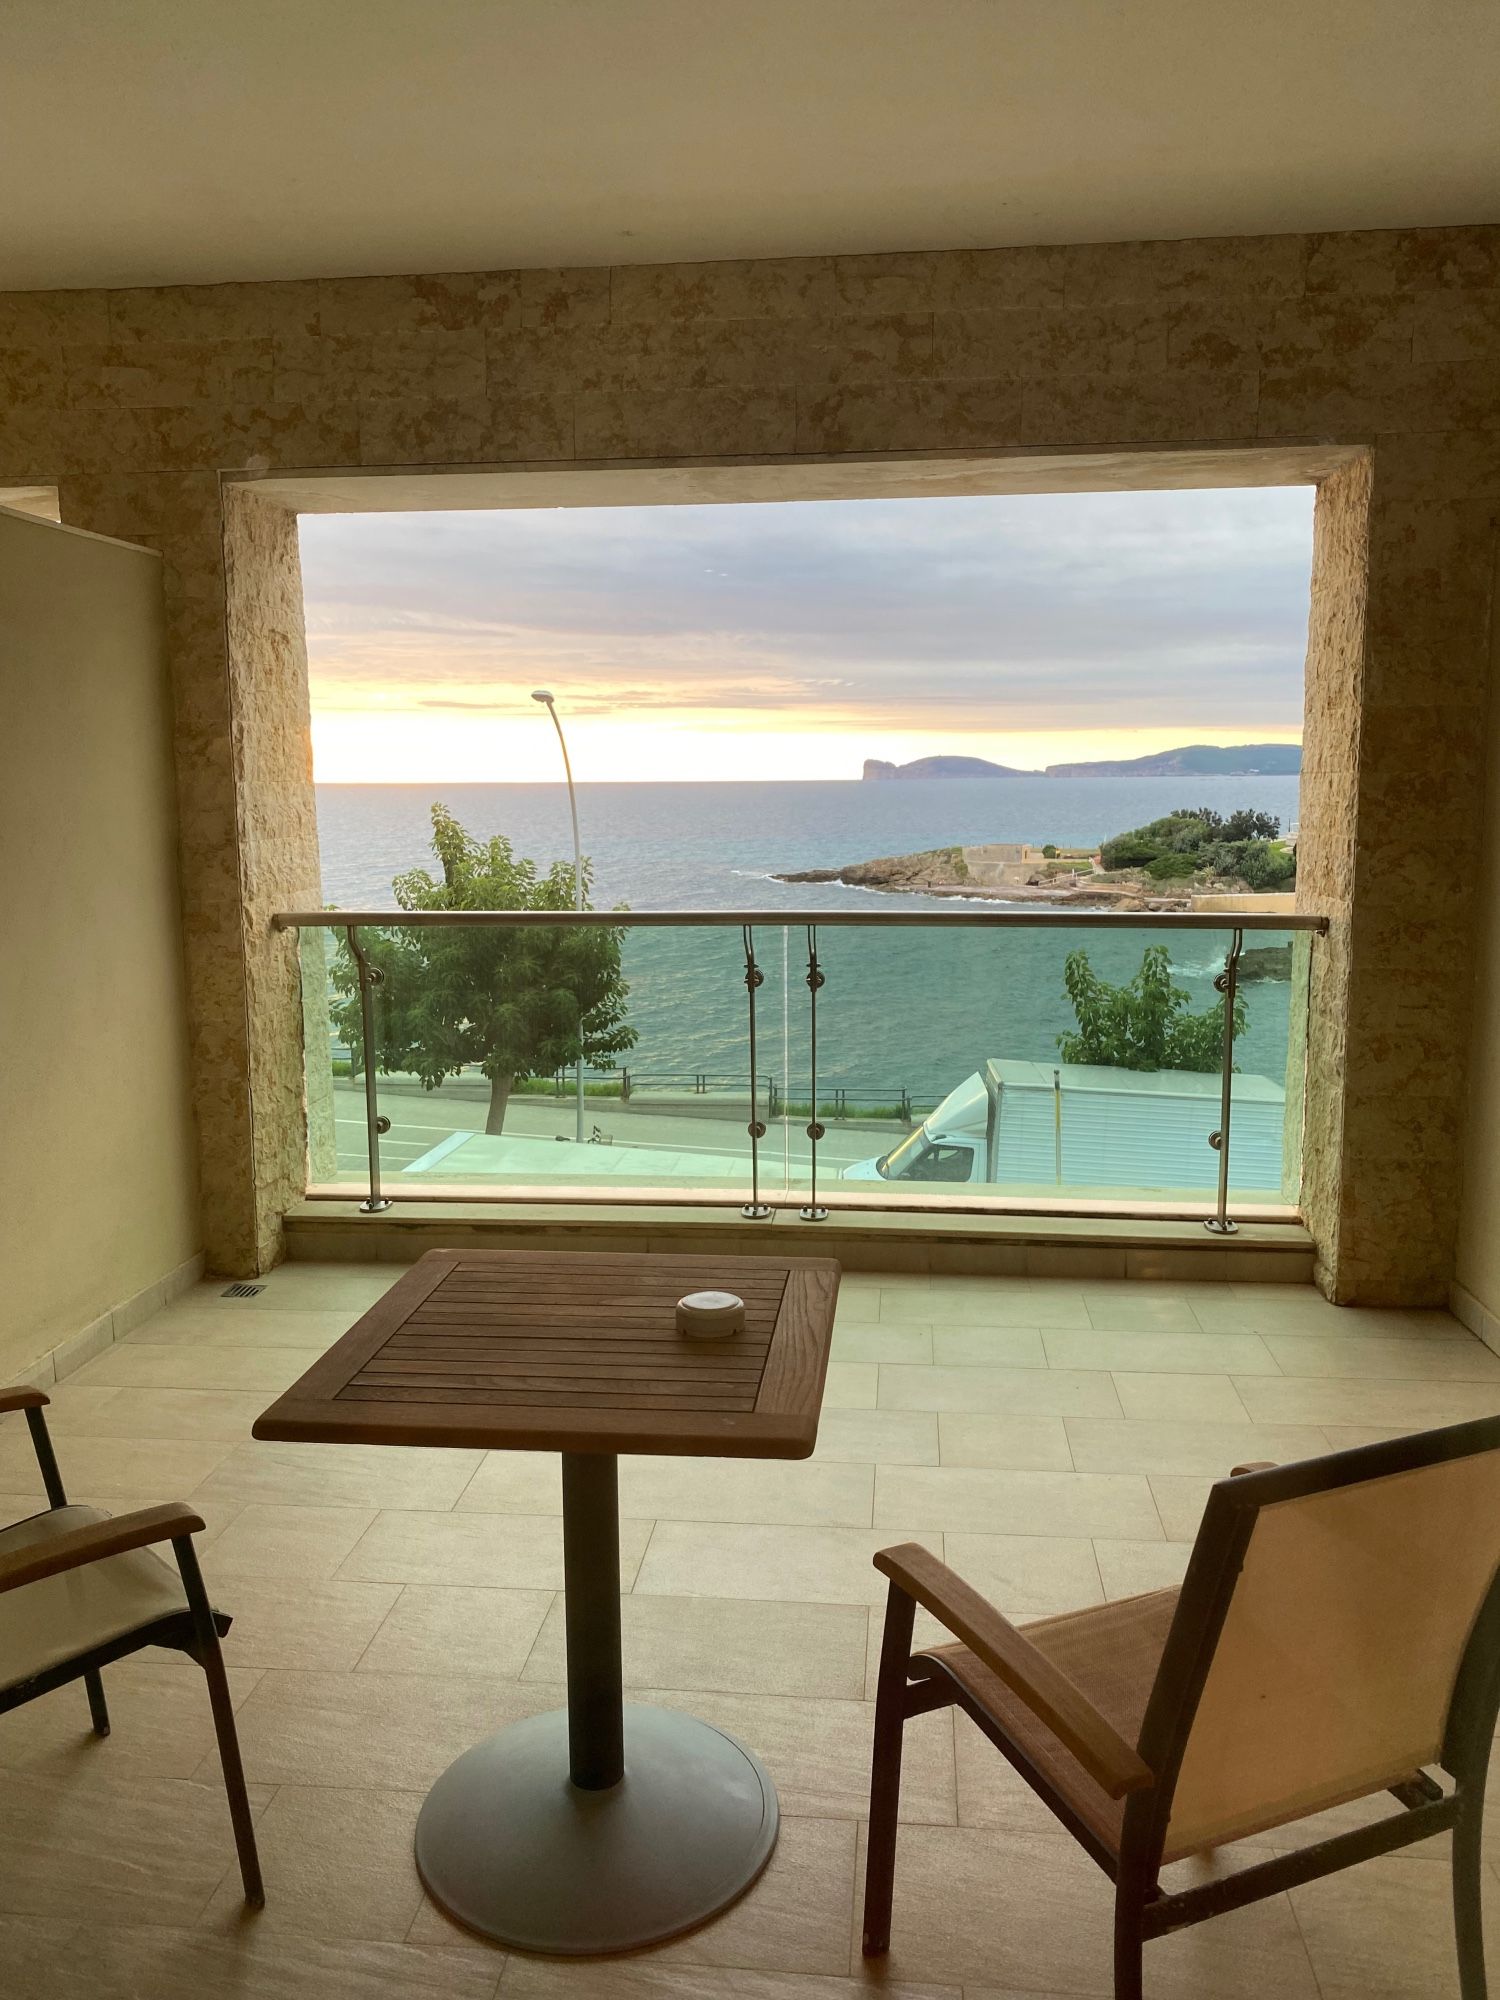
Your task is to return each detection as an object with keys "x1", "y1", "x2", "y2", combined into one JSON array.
[{"x1": 220, "y1": 1282, "x2": 265, "y2": 1298}]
